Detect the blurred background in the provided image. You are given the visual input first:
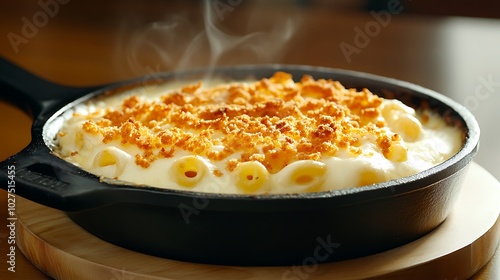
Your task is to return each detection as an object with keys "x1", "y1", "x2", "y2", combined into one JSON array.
[
  {"x1": 1, "y1": 0, "x2": 500, "y2": 81},
  {"x1": 0, "y1": 0, "x2": 499, "y2": 180}
]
